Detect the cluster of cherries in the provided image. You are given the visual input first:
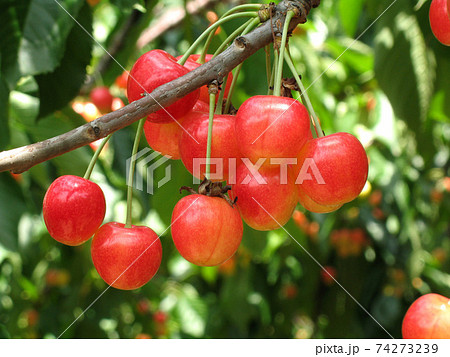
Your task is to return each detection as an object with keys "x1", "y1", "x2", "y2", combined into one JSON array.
[{"x1": 126, "y1": 49, "x2": 369, "y2": 264}]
